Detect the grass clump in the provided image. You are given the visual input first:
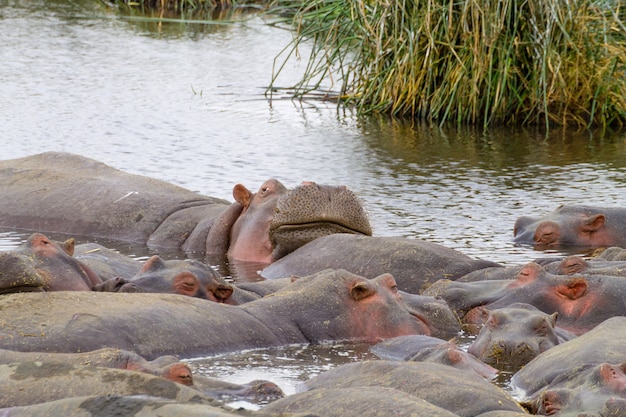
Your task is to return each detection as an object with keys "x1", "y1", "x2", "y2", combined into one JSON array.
[{"x1": 269, "y1": 0, "x2": 626, "y2": 128}]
